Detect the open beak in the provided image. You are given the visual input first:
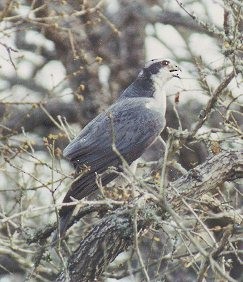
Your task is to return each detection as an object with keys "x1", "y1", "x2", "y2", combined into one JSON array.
[{"x1": 169, "y1": 68, "x2": 181, "y2": 79}]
